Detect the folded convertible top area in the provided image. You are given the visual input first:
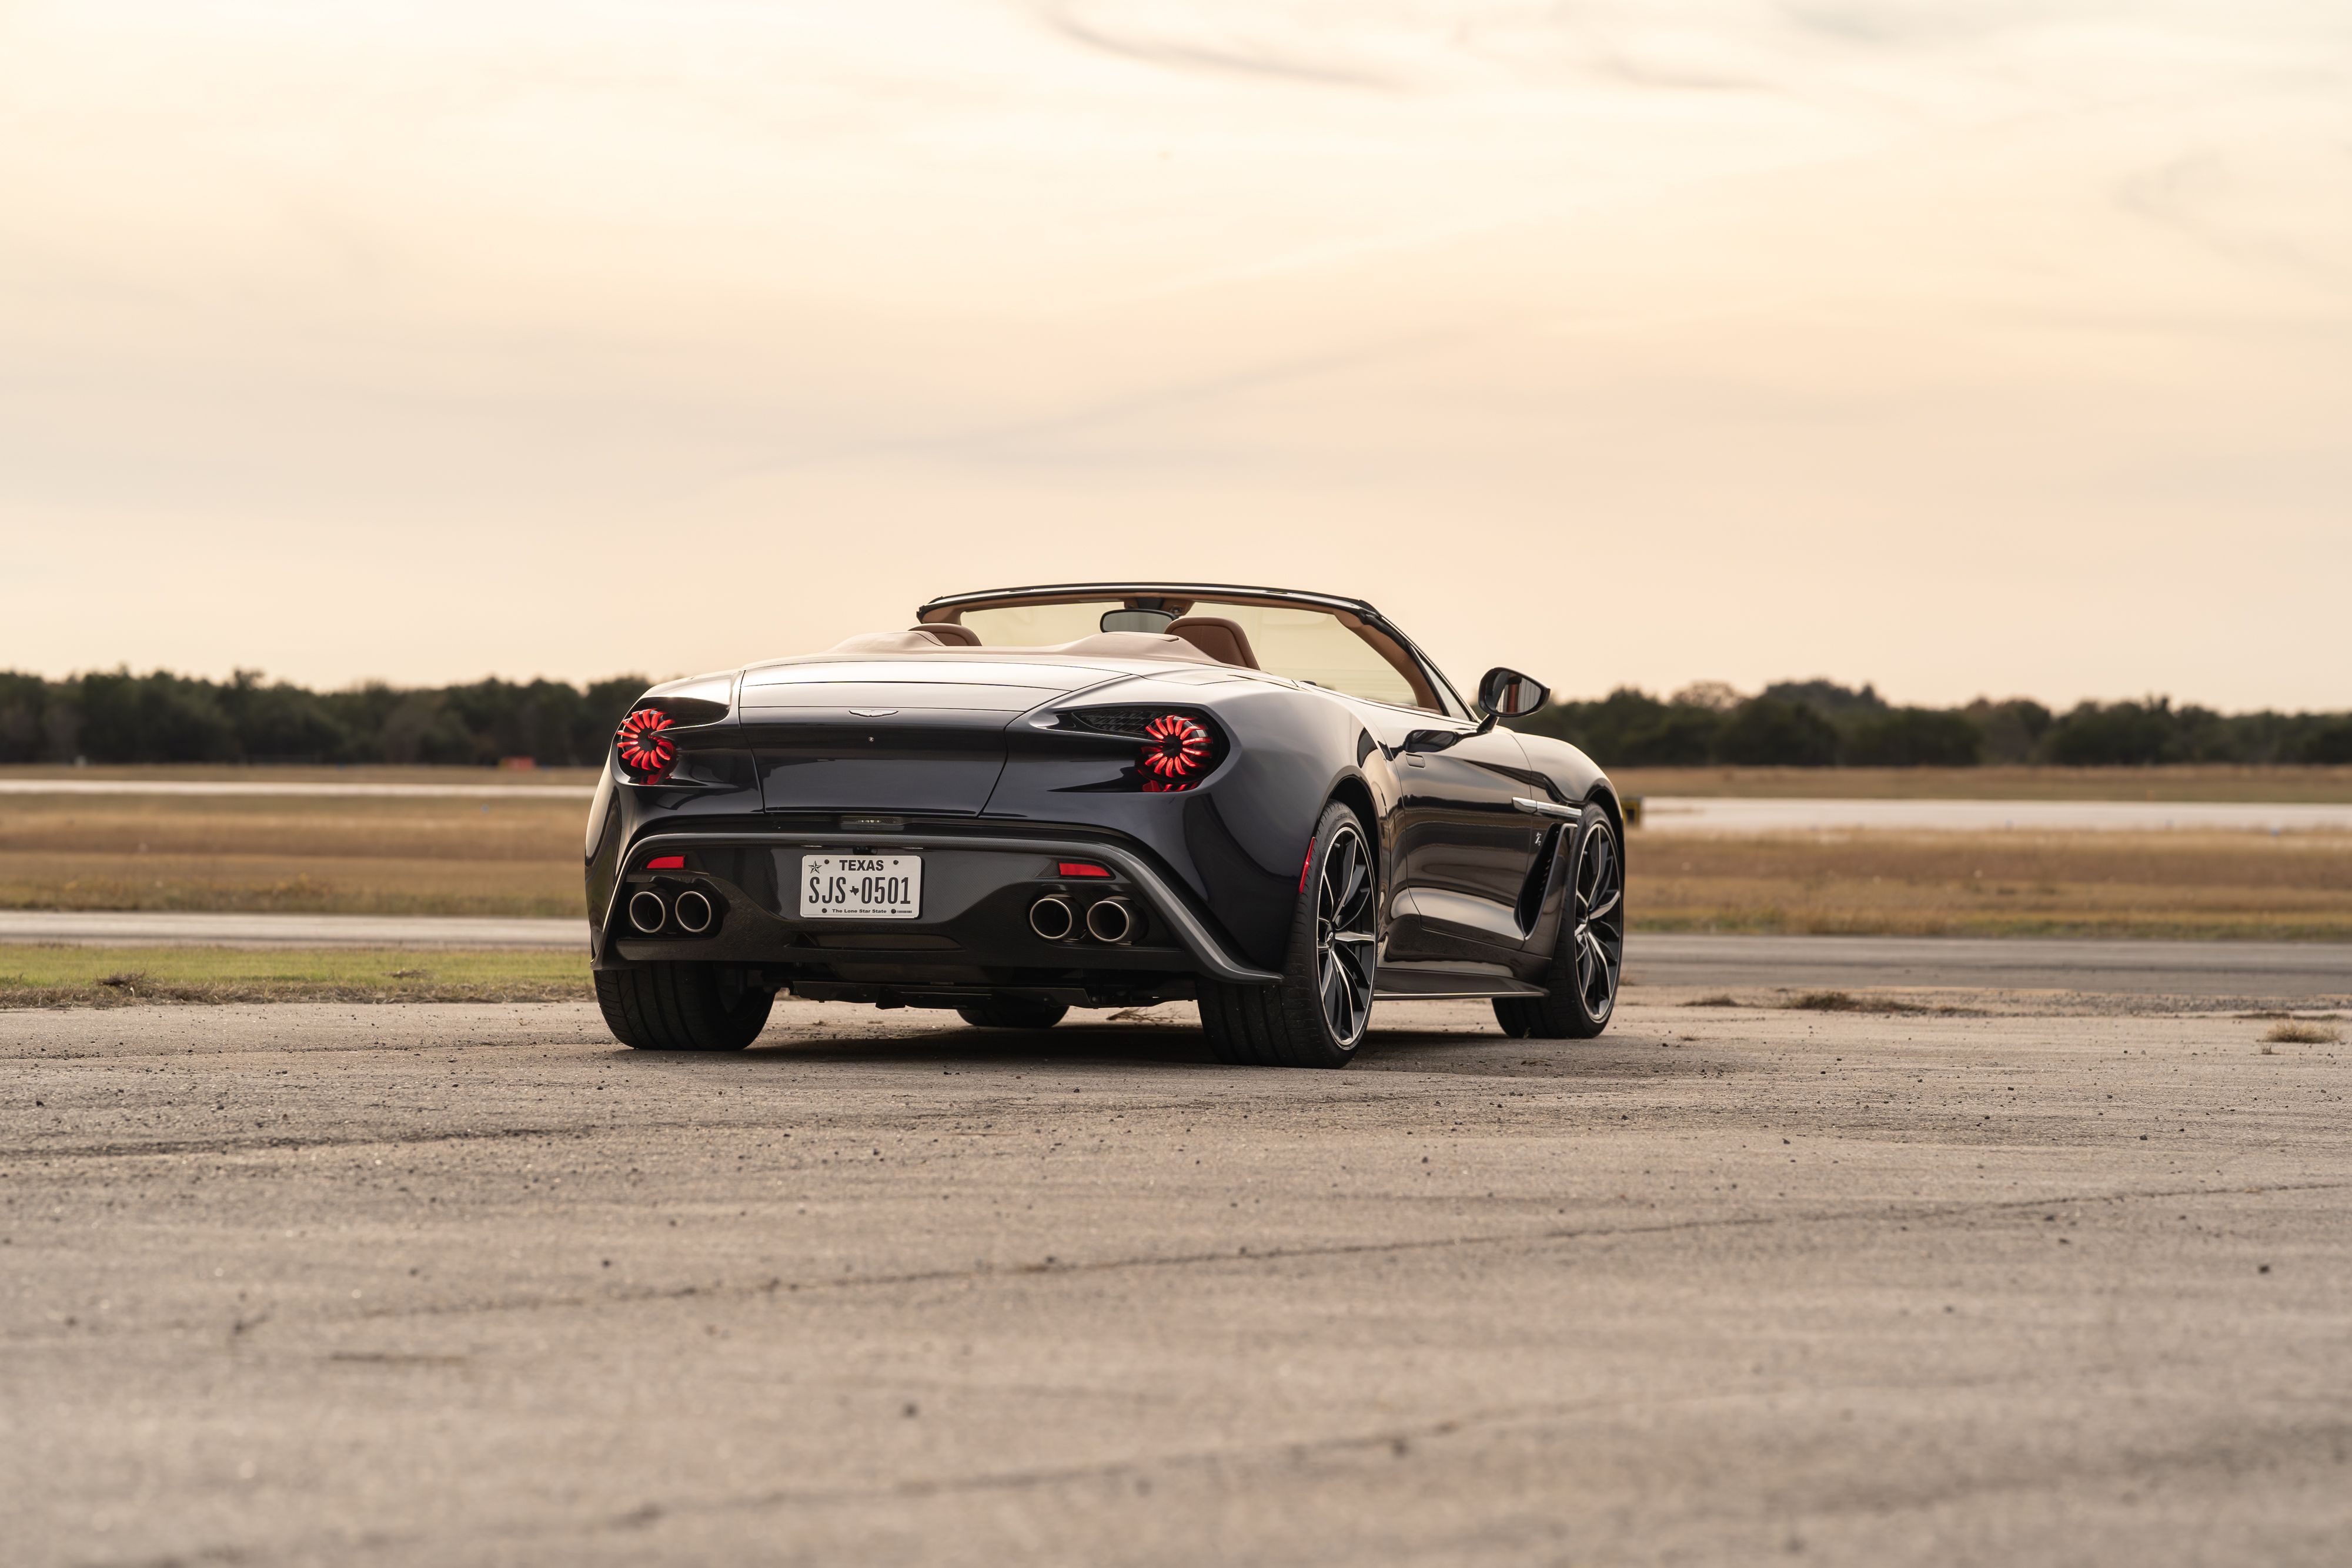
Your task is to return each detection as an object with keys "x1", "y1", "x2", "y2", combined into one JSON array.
[{"x1": 823, "y1": 628, "x2": 1227, "y2": 663}]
